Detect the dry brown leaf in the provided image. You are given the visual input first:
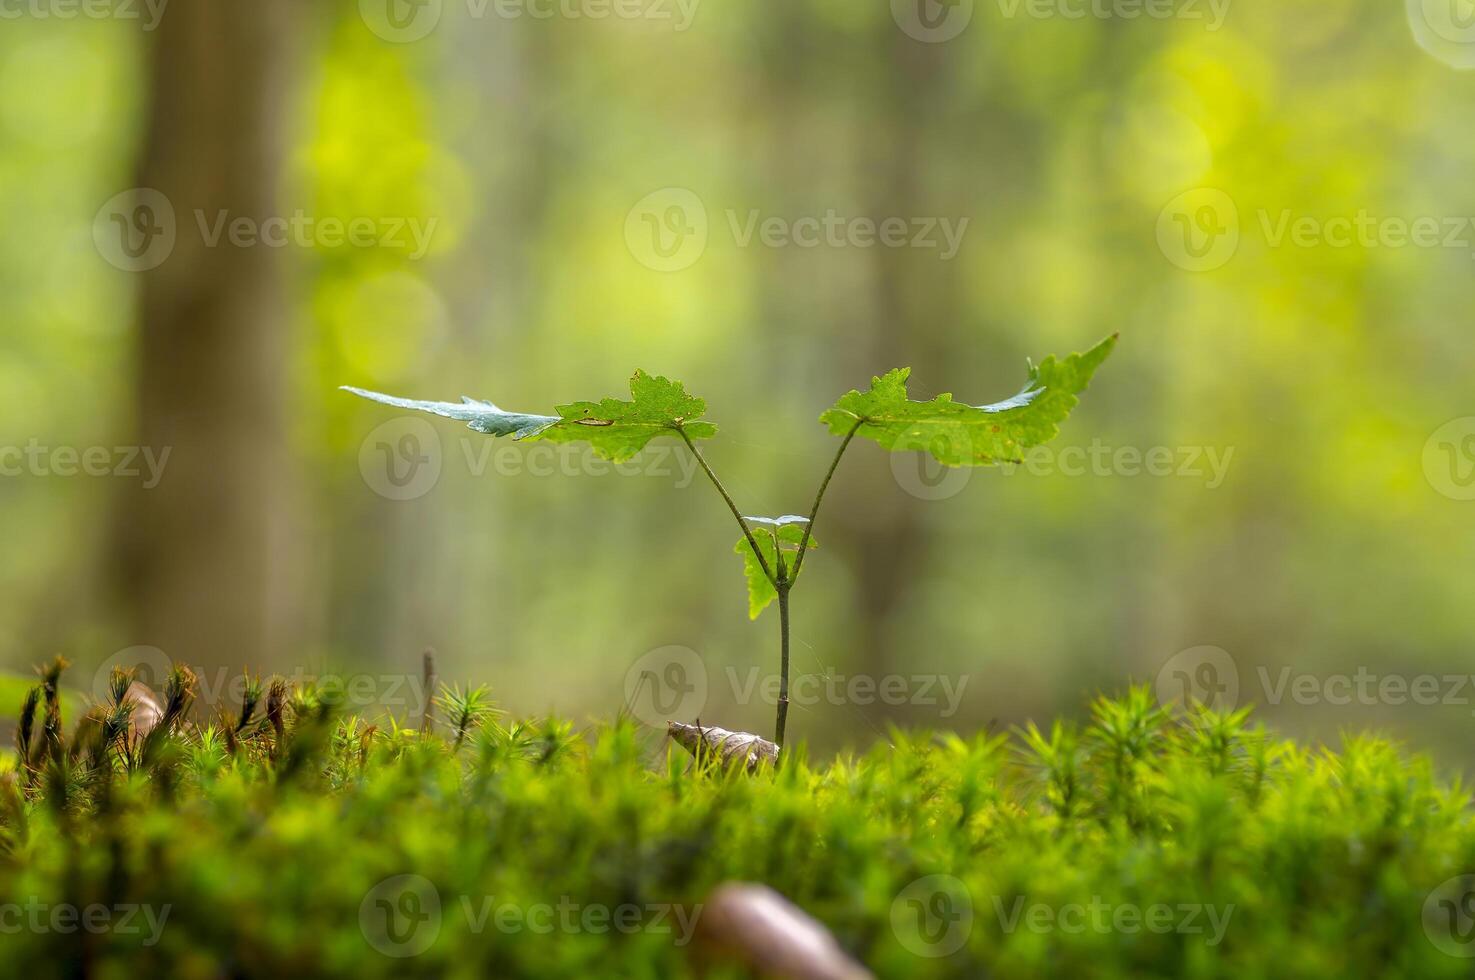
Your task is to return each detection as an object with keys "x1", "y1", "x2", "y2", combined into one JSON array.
[
  {"x1": 667, "y1": 721, "x2": 779, "y2": 773},
  {"x1": 694, "y1": 882, "x2": 873, "y2": 980}
]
